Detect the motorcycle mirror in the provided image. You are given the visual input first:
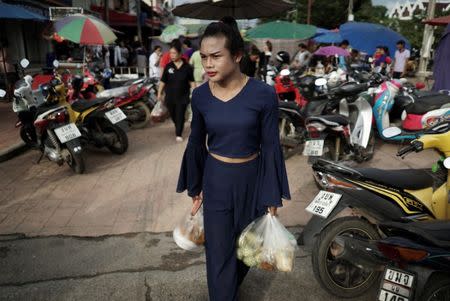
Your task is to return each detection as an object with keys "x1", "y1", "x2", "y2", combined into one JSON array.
[
  {"x1": 315, "y1": 78, "x2": 327, "y2": 87},
  {"x1": 280, "y1": 69, "x2": 290, "y2": 77},
  {"x1": 383, "y1": 127, "x2": 402, "y2": 138},
  {"x1": 444, "y1": 158, "x2": 450, "y2": 169},
  {"x1": 0, "y1": 89, "x2": 6, "y2": 98},
  {"x1": 20, "y1": 58, "x2": 30, "y2": 68},
  {"x1": 53, "y1": 60, "x2": 60, "y2": 68}
]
